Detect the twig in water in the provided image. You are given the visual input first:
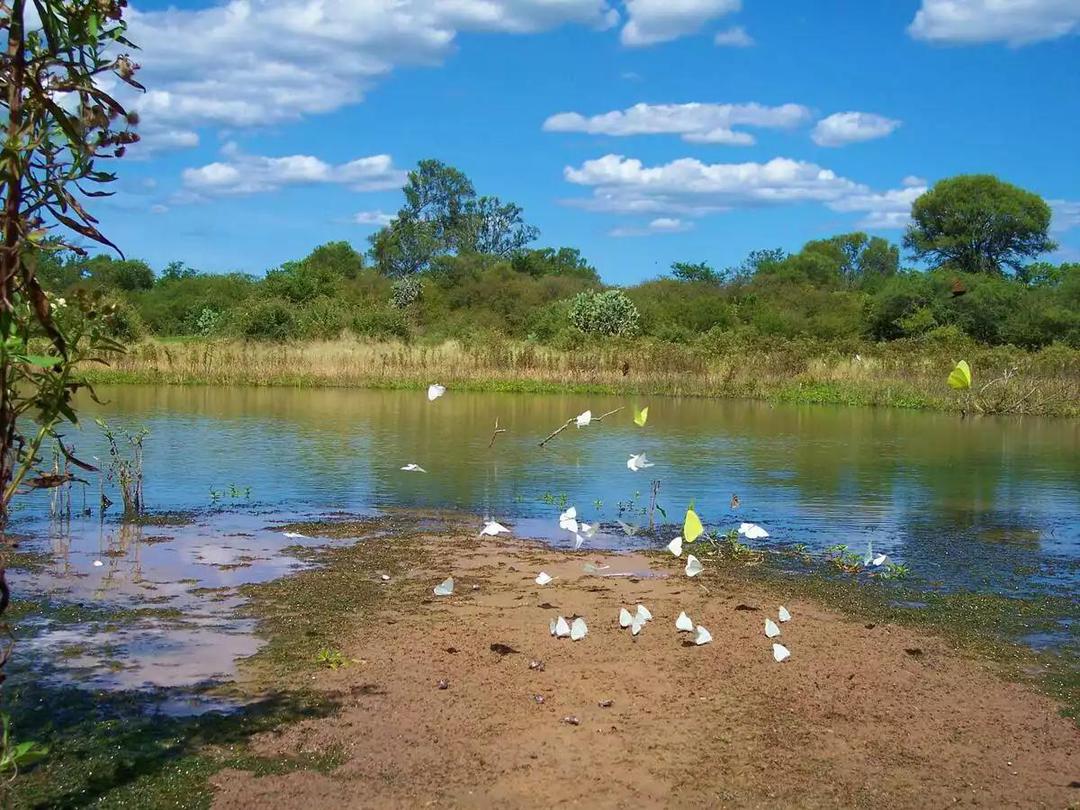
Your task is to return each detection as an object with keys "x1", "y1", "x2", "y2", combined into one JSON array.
[
  {"x1": 488, "y1": 418, "x2": 507, "y2": 449},
  {"x1": 538, "y1": 407, "x2": 624, "y2": 448}
]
